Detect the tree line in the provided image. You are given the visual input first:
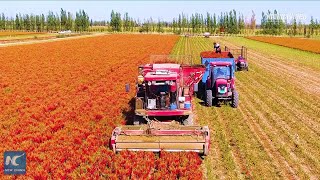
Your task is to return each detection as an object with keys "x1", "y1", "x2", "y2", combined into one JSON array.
[
  {"x1": 0, "y1": 9, "x2": 89, "y2": 32},
  {"x1": 260, "y1": 10, "x2": 320, "y2": 36},
  {"x1": 106, "y1": 10, "x2": 246, "y2": 34},
  {"x1": 0, "y1": 9, "x2": 319, "y2": 36}
]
